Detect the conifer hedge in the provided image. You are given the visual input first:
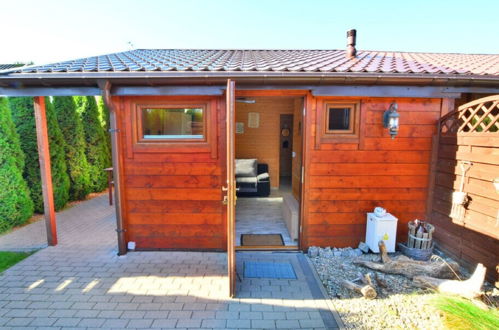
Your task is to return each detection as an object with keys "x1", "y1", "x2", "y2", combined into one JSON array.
[
  {"x1": 53, "y1": 96, "x2": 91, "y2": 201},
  {"x1": 0, "y1": 98, "x2": 33, "y2": 232},
  {"x1": 76, "y1": 96, "x2": 111, "y2": 192},
  {"x1": 97, "y1": 96, "x2": 112, "y2": 167},
  {"x1": 45, "y1": 99, "x2": 70, "y2": 209},
  {"x1": 9, "y1": 97, "x2": 70, "y2": 212}
]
